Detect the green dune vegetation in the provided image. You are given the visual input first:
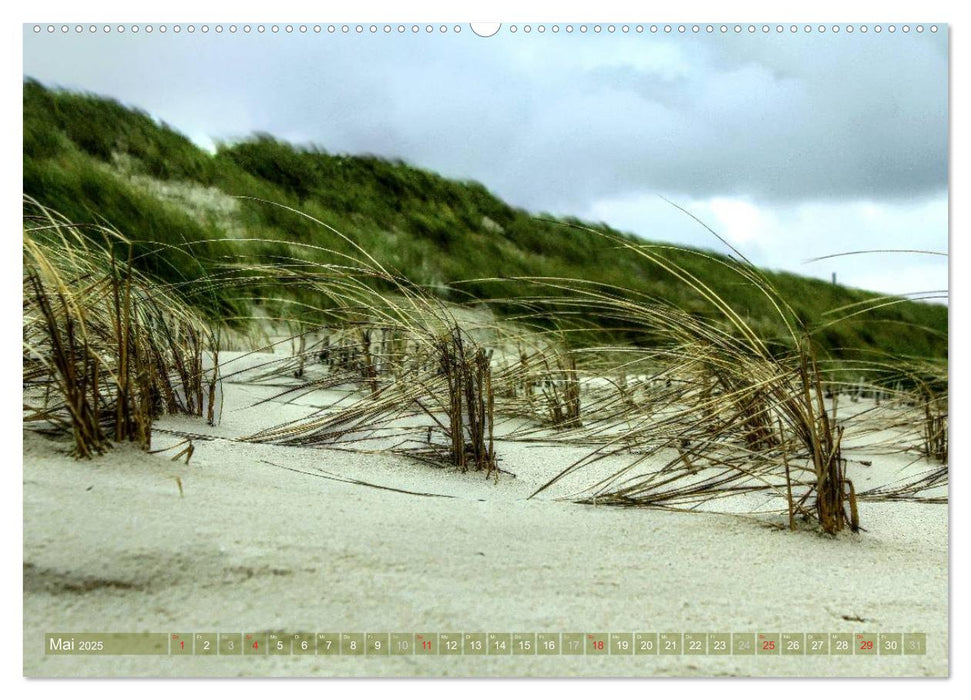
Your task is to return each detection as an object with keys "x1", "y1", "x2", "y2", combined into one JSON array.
[
  {"x1": 23, "y1": 79, "x2": 947, "y2": 533},
  {"x1": 24, "y1": 79, "x2": 945, "y2": 358}
]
